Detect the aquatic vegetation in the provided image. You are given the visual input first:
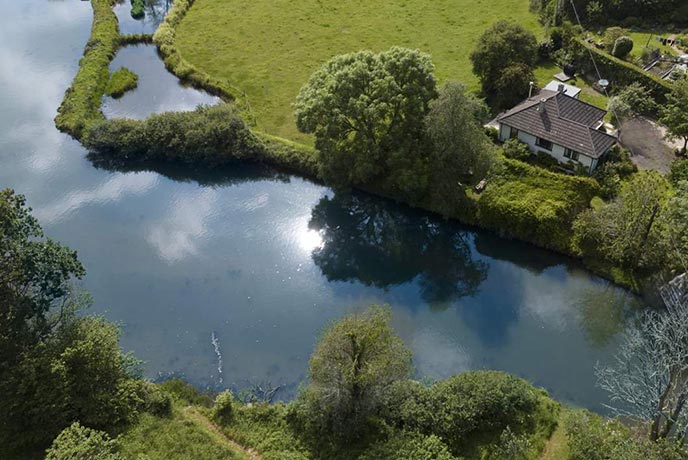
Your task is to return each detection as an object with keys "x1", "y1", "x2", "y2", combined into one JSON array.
[
  {"x1": 130, "y1": 0, "x2": 145, "y2": 19},
  {"x1": 105, "y1": 67, "x2": 138, "y2": 98}
]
